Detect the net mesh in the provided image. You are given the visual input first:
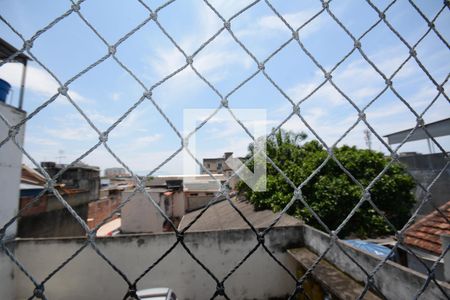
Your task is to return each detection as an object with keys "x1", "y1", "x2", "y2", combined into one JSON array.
[{"x1": 0, "y1": 0, "x2": 449, "y2": 299}]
